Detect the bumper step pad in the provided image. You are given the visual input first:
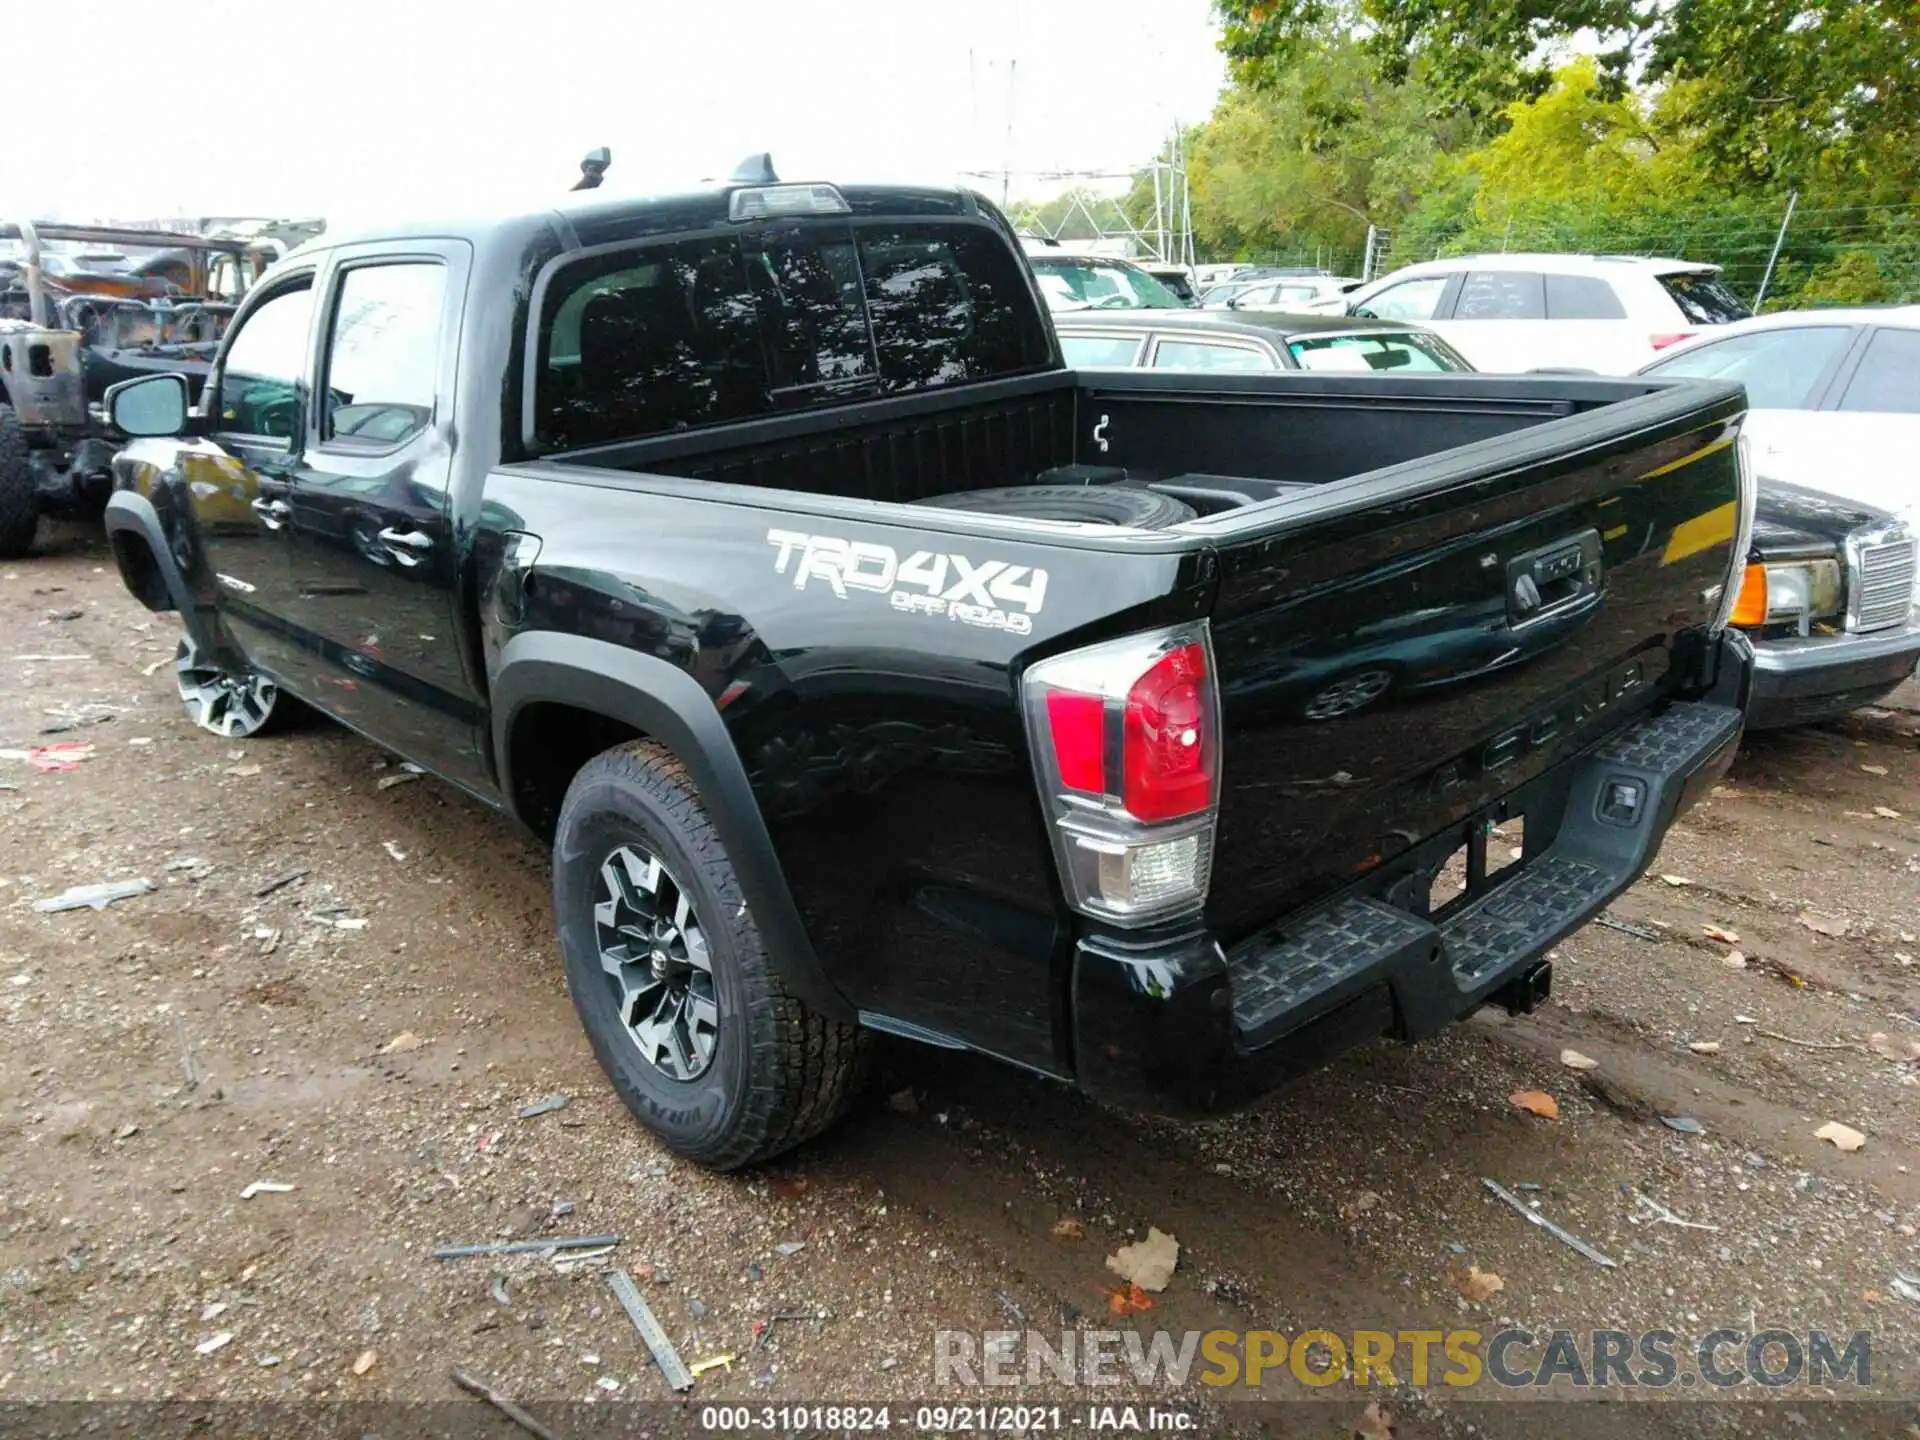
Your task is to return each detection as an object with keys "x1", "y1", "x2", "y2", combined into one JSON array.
[{"x1": 1226, "y1": 700, "x2": 1743, "y2": 1051}]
